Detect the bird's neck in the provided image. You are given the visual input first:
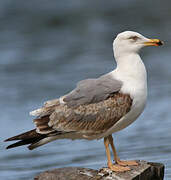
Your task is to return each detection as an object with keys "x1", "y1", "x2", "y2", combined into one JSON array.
[{"x1": 113, "y1": 53, "x2": 147, "y2": 85}]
